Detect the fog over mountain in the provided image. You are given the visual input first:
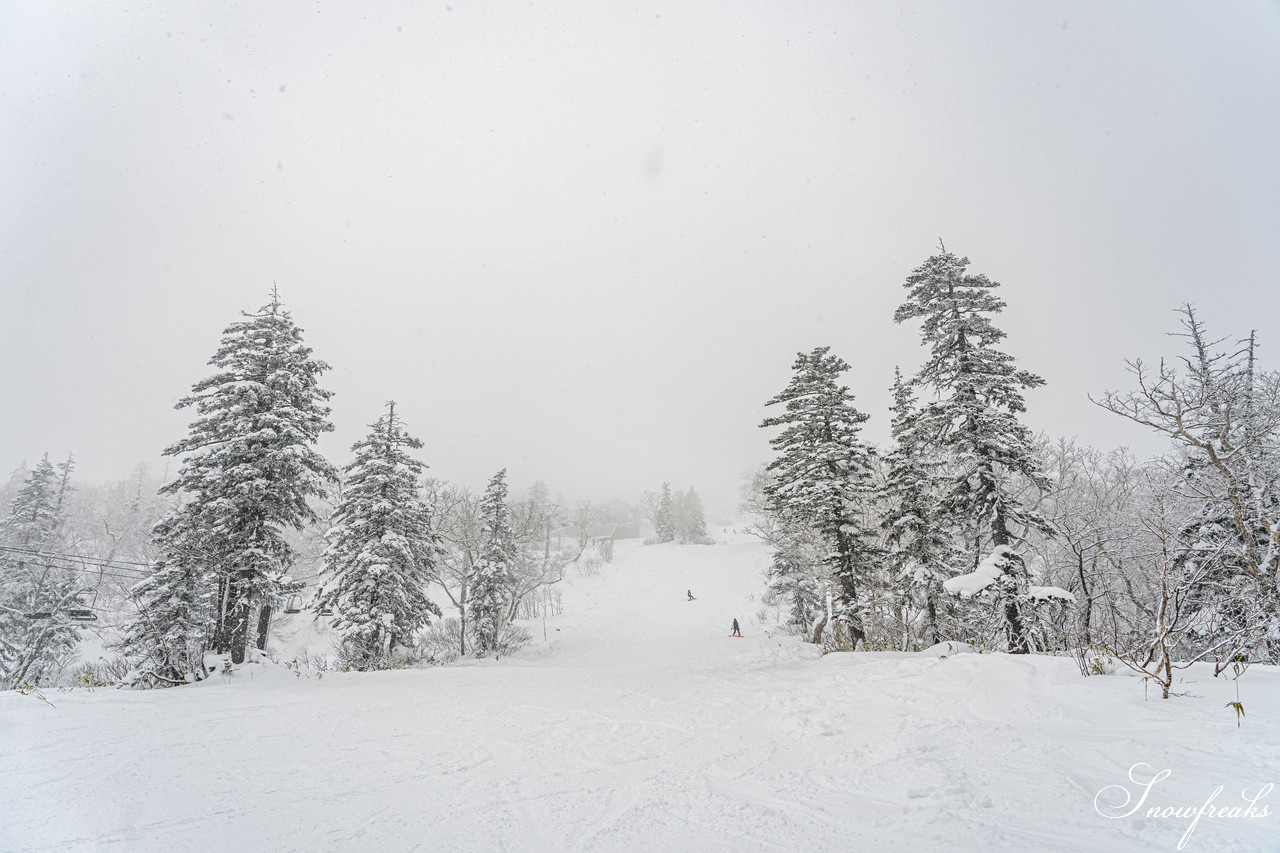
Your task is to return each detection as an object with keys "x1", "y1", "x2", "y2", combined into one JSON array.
[{"x1": 3, "y1": 1, "x2": 1277, "y2": 514}]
